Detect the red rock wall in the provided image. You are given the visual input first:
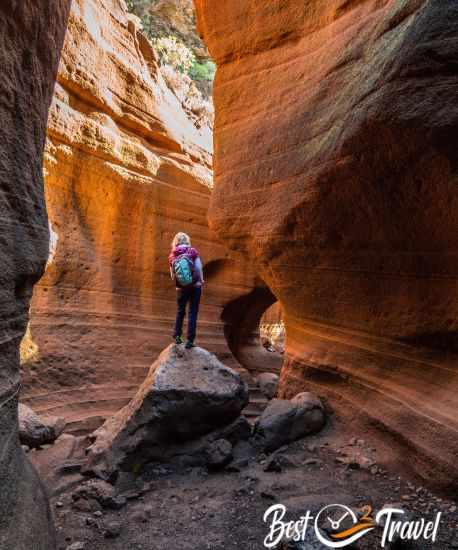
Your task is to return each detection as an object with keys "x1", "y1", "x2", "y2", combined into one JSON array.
[
  {"x1": 0, "y1": 2, "x2": 71, "y2": 548},
  {"x1": 195, "y1": 0, "x2": 458, "y2": 492},
  {"x1": 21, "y1": 0, "x2": 260, "y2": 435}
]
